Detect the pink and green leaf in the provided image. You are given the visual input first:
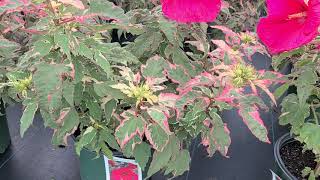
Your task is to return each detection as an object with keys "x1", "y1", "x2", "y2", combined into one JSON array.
[{"x1": 115, "y1": 111, "x2": 146, "y2": 148}]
